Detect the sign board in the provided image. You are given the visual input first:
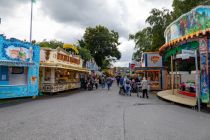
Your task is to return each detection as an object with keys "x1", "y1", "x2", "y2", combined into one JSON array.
[
  {"x1": 146, "y1": 53, "x2": 162, "y2": 67},
  {"x1": 182, "y1": 50, "x2": 194, "y2": 55},
  {"x1": 130, "y1": 63, "x2": 135, "y2": 69},
  {"x1": 176, "y1": 50, "x2": 195, "y2": 59}
]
